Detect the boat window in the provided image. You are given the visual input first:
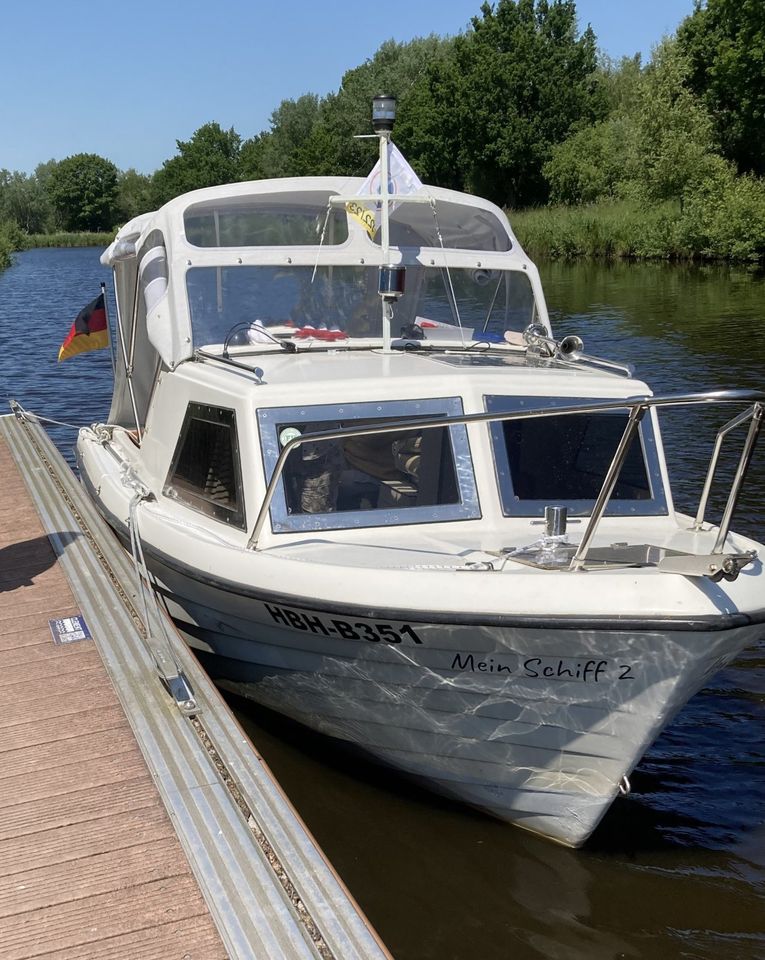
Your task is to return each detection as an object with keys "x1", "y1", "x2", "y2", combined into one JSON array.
[
  {"x1": 411, "y1": 268, "x2": 534, "y2": 338},
  {"x1": 186, "y1": 265, "x2": 536, "y2": 347},
  {"x1": 372, "y1": 199, "x2": 511, "y2": 251},
  {"x1": 184, "y1": 192, "x2": 348, "y2": 247},
  {"x1": 164, "y1": 404, "x2": 246, "y2": 529},
  {"x1": 486, "y1": 396, "x2": 668, "y2": 517},
  {"x1": 258, "y1": 398, "x2": 480, "y2": 532}
]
